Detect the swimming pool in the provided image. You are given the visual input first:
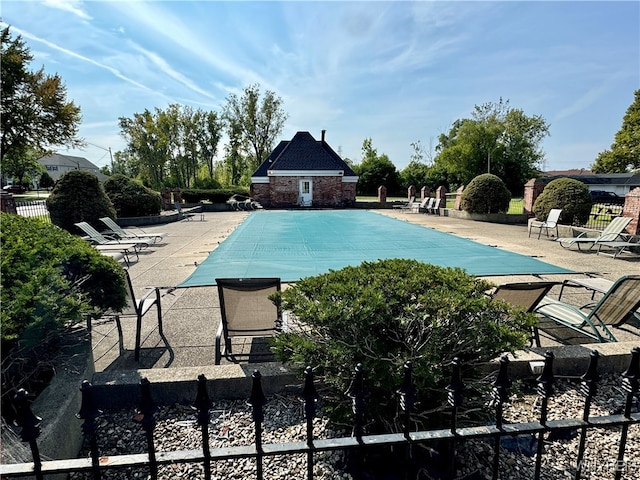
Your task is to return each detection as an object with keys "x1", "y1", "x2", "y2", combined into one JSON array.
[{"x1": 179, "y1": 210, "x2": 571, "y2": 287}]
